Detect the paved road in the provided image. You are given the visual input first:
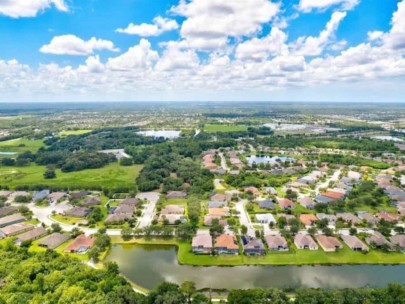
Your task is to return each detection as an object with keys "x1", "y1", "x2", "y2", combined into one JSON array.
[
  {"x1": 315, "y1": 169, "x2": 341, "y2": 195},
  {"x1": 234, "y1": 200, "x2": 255, "y2": 236},
  {"x1": 137, "y1": 192, "x2": 160, "y2": 228}
]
